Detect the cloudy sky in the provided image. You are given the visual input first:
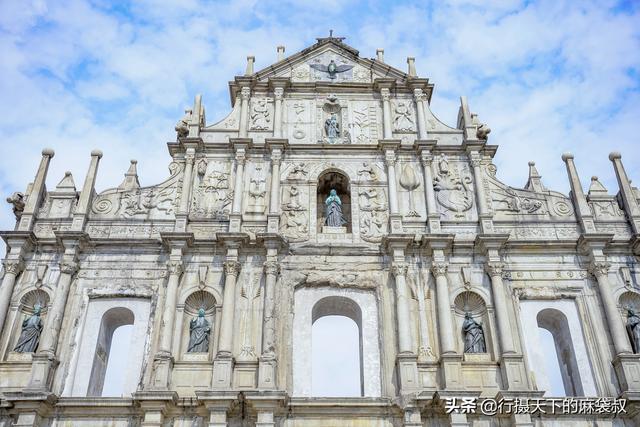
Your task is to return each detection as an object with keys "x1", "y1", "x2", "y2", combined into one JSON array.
[{"x1": 1, "y1": 0, "x2": 639, "y2": 240}]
